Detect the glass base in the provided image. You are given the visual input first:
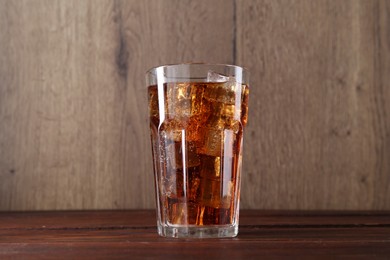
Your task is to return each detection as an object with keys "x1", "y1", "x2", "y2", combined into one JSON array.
[{"x1": 157, "y1": 224, "x2": 238, "y2": 238}]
